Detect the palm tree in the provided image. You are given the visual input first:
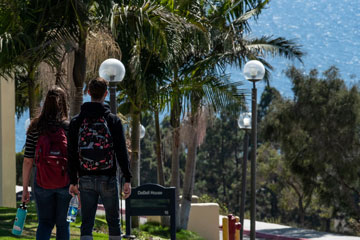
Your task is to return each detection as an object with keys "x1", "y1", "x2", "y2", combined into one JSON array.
[
  {"x1": 170, "y1": 0, "x2": 304, "y2": 229},
  {"x1": 60, "y1": 0, "x2": 118, "y2": 116},
  {"x1": 111, "y1": 0, "x2": 304, "y2": 231},
  {"x1": 0, "y1": 0, "x2": 69, "y2": 118},
  {"x1": 110, "y1": 0, "x2": 199, "y2": 187}
]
